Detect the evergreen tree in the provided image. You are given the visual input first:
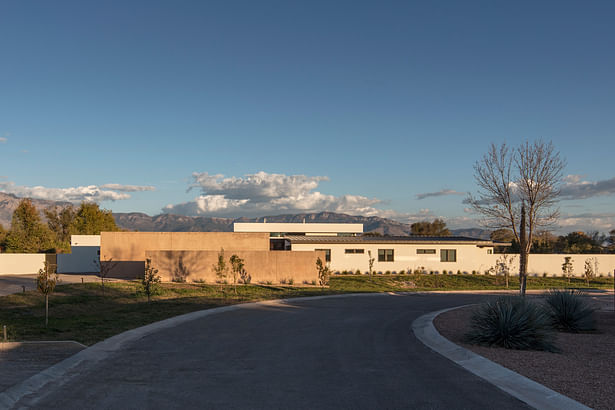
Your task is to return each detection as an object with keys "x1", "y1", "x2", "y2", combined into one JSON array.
[
  {"x1": 5, "y1": 199, "x2": 54, "y2": 253},
  {"x1": 410, "y1": 219, "x2": 450, "y2": 235}
]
